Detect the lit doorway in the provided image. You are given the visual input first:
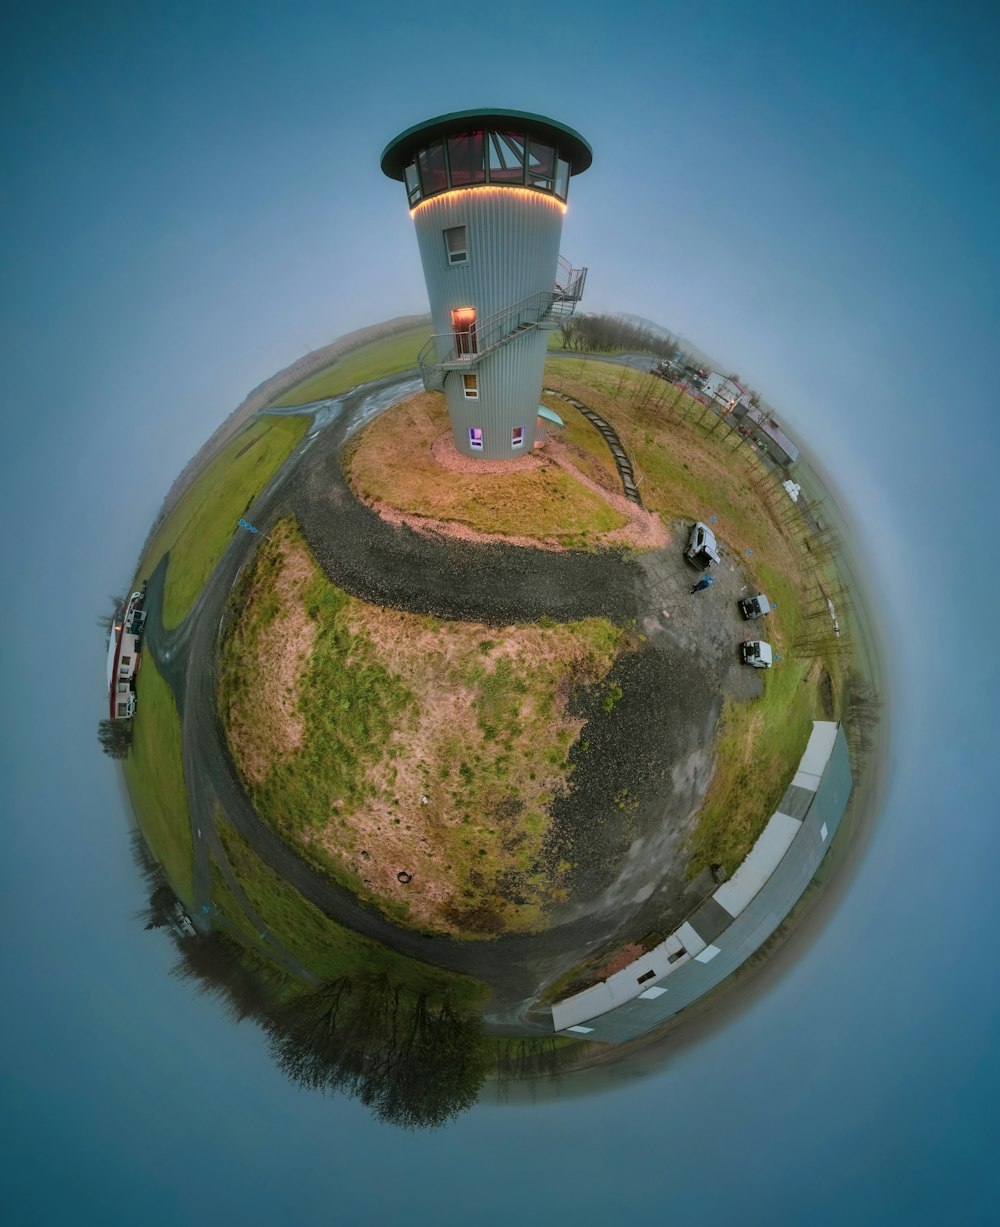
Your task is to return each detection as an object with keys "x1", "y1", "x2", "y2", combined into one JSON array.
[{"x1": 451, "y1": 307, "x2": 477, "y2": 357}]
